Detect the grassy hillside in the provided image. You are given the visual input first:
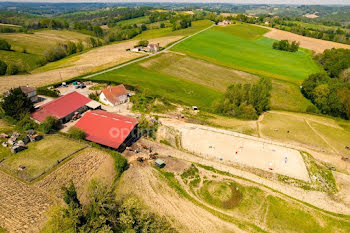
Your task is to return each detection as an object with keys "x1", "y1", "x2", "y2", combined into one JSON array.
[
  {"x1": 90, "y1": 60, "x2": 221, "y2": 109},
  {"x1": 0, "y1": 50, "x2": 44, "y2": 72},
  {"x1": 0, "y1": 30, "x2": 92, "y2": 55},
  {"x1": 172, "y1": 23, "x2": 321, "y2": 83},
  {"x1": 134, "y1": 20, "x2": 213, "y2": 40}
]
